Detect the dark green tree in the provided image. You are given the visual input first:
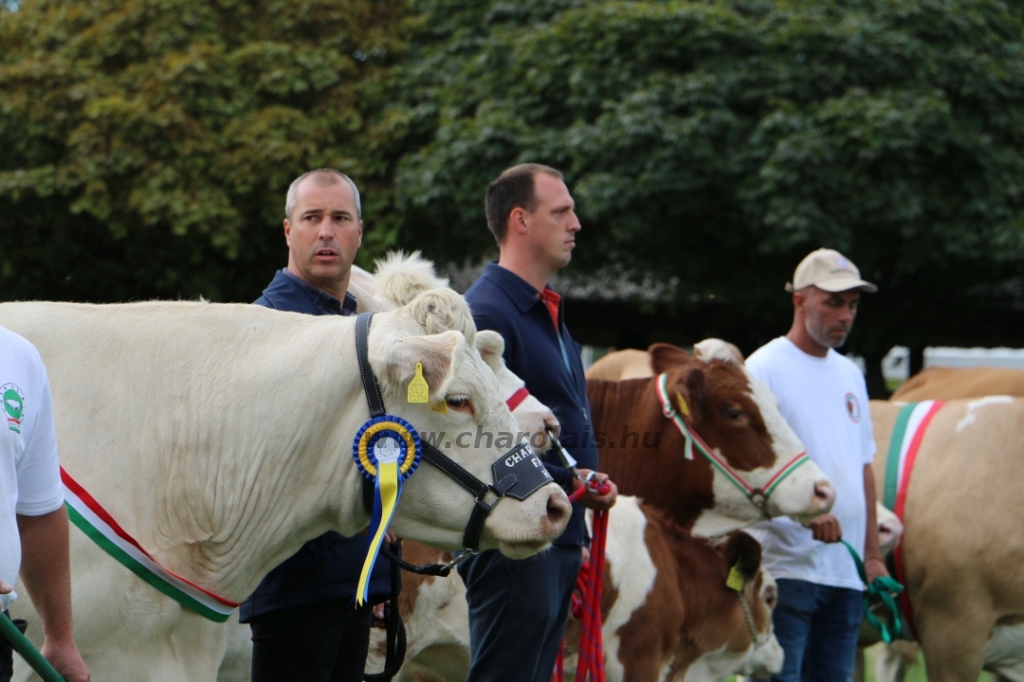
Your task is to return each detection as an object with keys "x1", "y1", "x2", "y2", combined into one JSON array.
[
  {"x1": 0, "y1": 0, "x2": 409, "y2": 302},
  {"x1": 394, "y1": 0, "x2": 1024, "y2": 393}
]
